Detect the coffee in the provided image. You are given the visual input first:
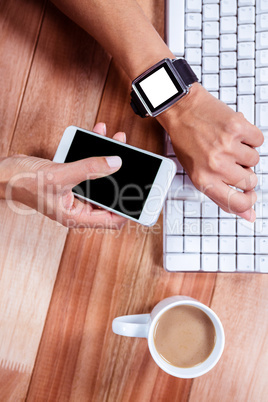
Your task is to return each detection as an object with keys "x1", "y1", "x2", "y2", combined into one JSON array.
[{"x1": 153, "y1": 305, "x2": 216, "y2": 368}]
